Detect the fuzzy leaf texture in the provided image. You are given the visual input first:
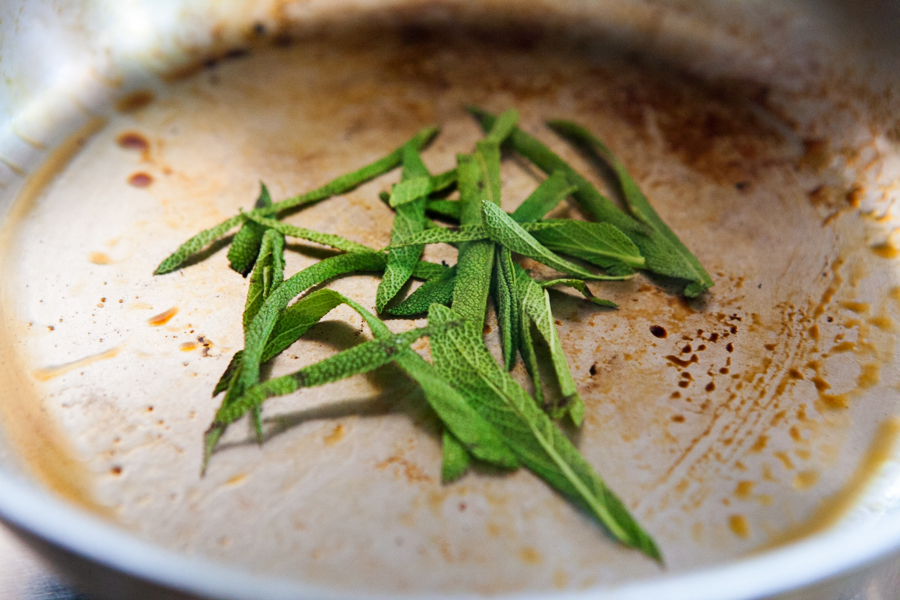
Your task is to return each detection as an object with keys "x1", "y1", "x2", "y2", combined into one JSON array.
[
  {"x1": 529, "y1": 220, "x2": 644, "y2": 269},
  {"x1": 481, "y1": 201, "x2": 626, "y2": 281},
  {"x1": 389, "y1": 266, "x2": 457, "y2": 316},
  {"x1": 442, "y1": 430, "x2": 473, "y2": 483},
  {"x1": 227, "y1": 183, "x2": 274, "y2": 275},
  {"x1": 514, "y1": 264, "x2": 584, "y2": 425},
  {"x1": 510, "y1": 170, "x2": 577, "y2": 224},
  {"x1": 427, "y1": 304, "x2": 660, "y2": 560},
  {"x1": 376, "y1": 145, "x2": 431, "y2": 312}
]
